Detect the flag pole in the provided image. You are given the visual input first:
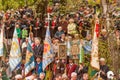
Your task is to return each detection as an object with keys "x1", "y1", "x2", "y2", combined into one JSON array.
[{"x1": 48, "y1": 13, "x2": 50, "y2": 29}]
